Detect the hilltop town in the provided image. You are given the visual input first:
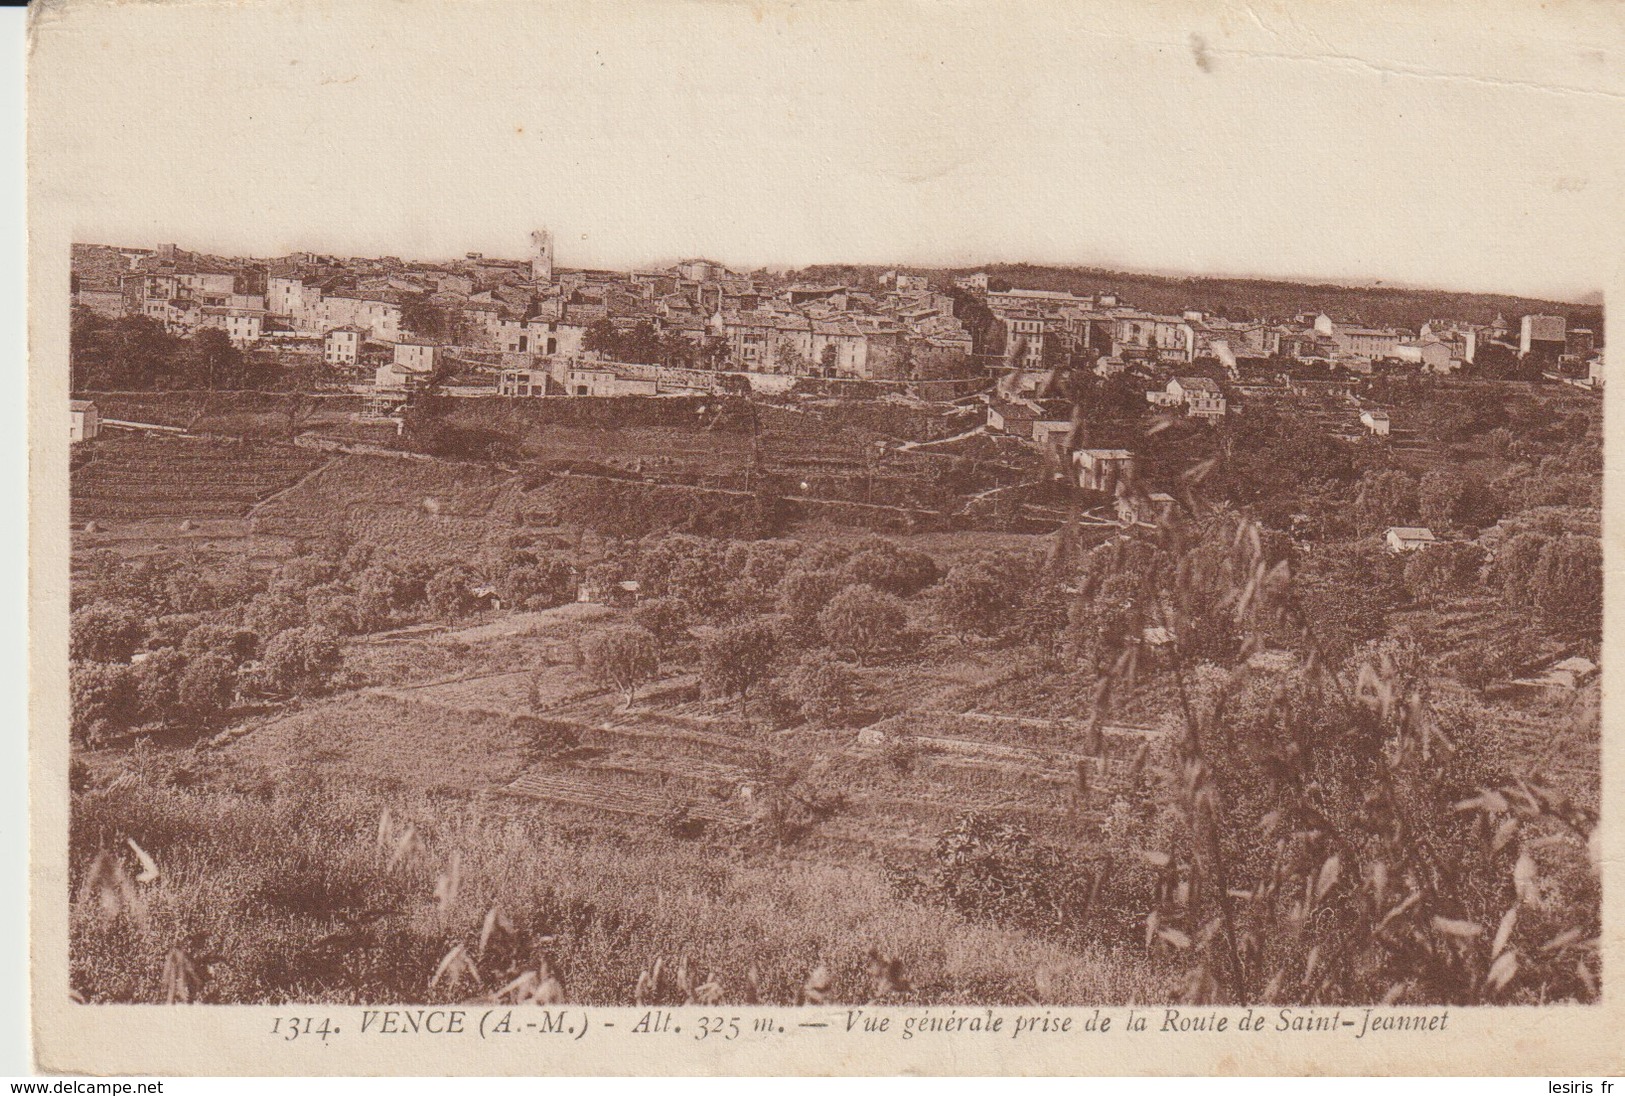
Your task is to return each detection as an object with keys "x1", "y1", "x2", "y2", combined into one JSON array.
[
  {"x1": 65, "y1": 234, "x2": 1602, "y2": 1011},
  {"x1": 71, "y1": 231, "x2": 1602, "y2": 405}
]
